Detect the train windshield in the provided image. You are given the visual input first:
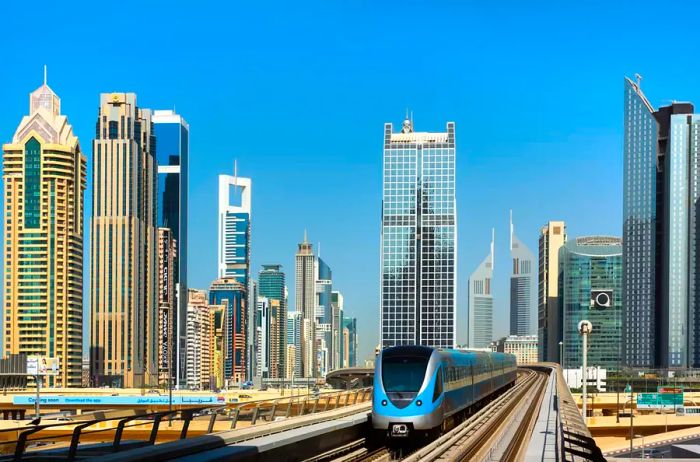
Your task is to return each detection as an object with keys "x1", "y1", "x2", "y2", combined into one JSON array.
[{"x1": 382, "y1": 356, "x2": 429, "y2": 392}]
